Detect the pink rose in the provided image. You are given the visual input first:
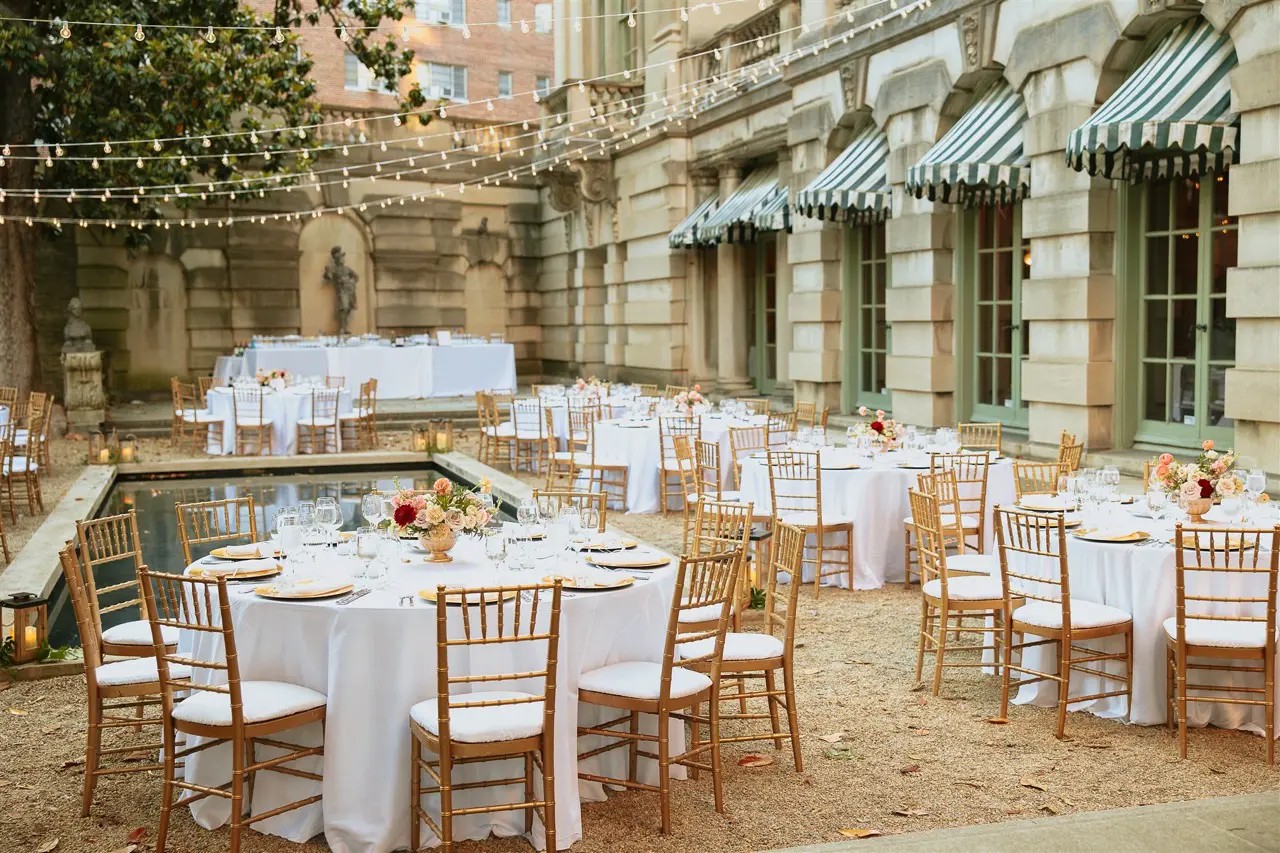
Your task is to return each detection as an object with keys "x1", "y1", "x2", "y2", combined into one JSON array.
[
  {"x1": 414, "y1": 508, "x2": 433, "y2": 527},
  {"x1": 875, "y1": 409, "x2": 886, "y2": 420},
  {"x1": 858, "y1": 406, "x2": 868, "y2": 417},
  {"x1": 1155, "y1": 463, "x2": 1170, "y2": 479},
  {"x1": 1179, "y1": 481, "x2": 1200, "y2": 501},
  {"x1": 433, "y1": 477, "x2": 452, "y2": 496},
  {"x1": 444, "y1": 509, "x2": 464, "y2": 530},
  {"x1": 1158, "y1": 453, "x2": 1173, "y2": 465}
]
